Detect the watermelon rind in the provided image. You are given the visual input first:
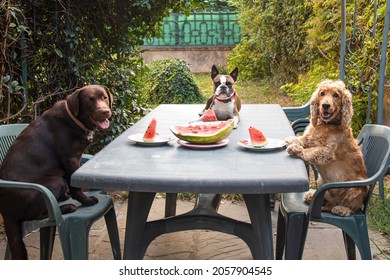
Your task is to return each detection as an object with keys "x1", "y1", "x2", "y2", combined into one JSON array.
[
  {"x1": 170, "y1": 120, "x2": 234, "y2": 144},
  {"x1": 251, "y1": 140, "x2": 268, "y2": 147}
]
